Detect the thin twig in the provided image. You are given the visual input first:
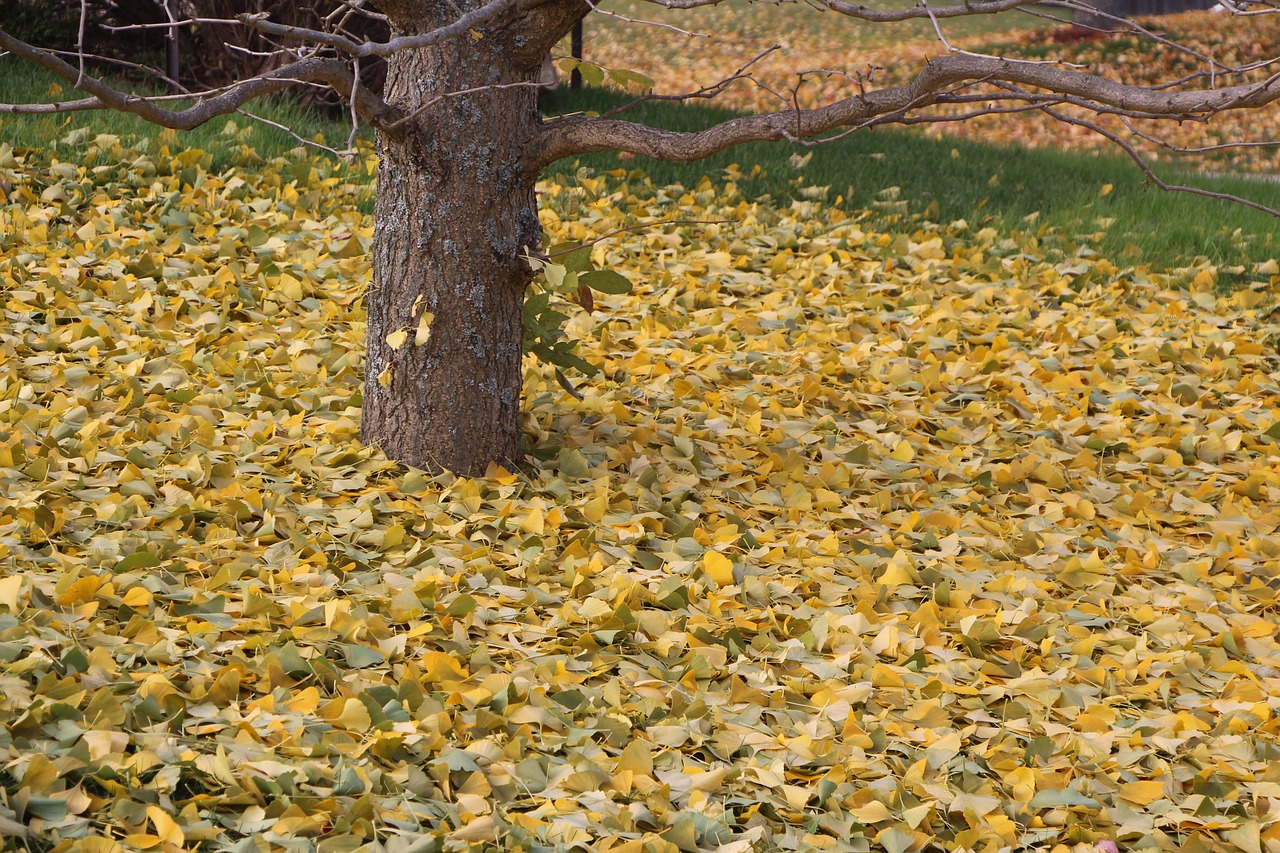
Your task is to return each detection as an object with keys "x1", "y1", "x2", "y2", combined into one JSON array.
[
  {"x1": 237, "y1": 108, "x2": 352, "y2": 159},
  {"x1": 75, "y1": 0, "x2": 89, "y2": 88},
  {"x1": 921, "y1": 0, "x2": 1085, "y2": 67},
  {"x1": 346, "y1": 57, "x2": 361, "y2": 156},
  {"x1": 593, "y1": 45, "x2": 789, "y2": 120},
  {"x1": 236, "y1": 0, "x2": 520, "y2": 58},
  {"x1": 584, "y1": 0, "x2": 712, "y2": 38},
  {"x1": 1120, "y1": 115, "x2": 1280, "y2": 155},
  {"x1": 1040, "y1": 105, "x2": 1280, "y2": 217}
]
